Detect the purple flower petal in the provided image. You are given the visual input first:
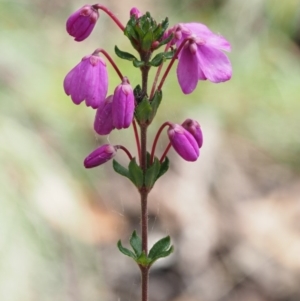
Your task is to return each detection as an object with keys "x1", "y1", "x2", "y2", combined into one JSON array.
[
  {"x1": 63, "y1": 55, "x2": 108, "y2": 108},
  {"x1": 197, "y1": 45, "x2": 232, "y2": 83},
  {"x1": 177, "y1": 46, "x2": 199, "y2": 94},
  {"x1": 94, "y1": 95, "x2": 115, "y2": 135}
]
